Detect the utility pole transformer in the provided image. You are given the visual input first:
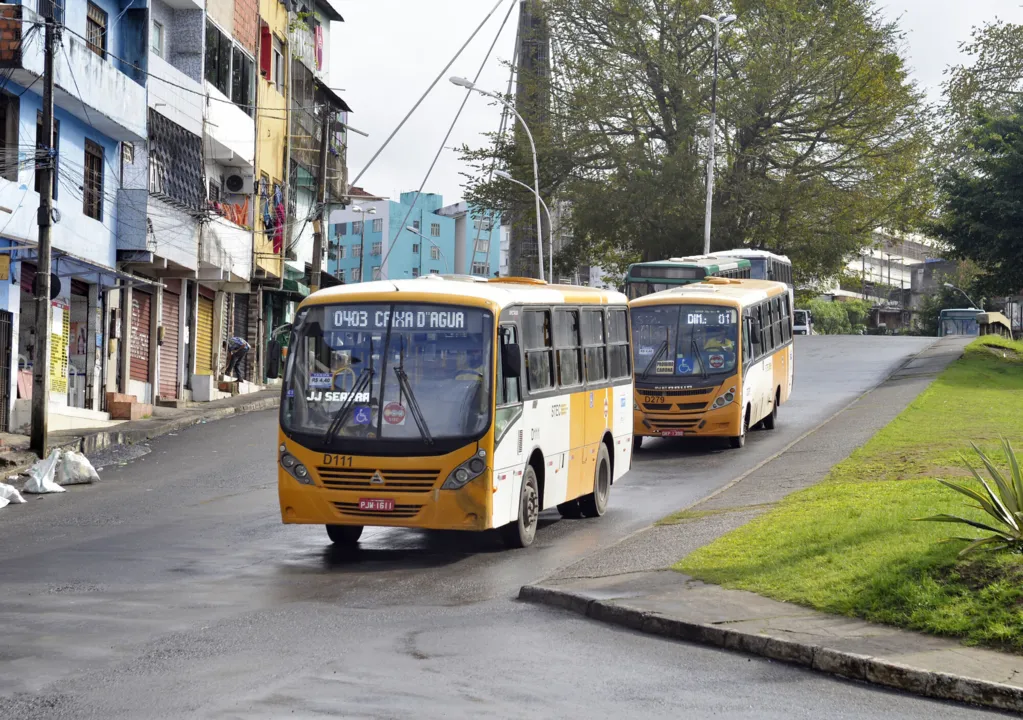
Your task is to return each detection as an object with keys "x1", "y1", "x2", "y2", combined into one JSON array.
[{"x1": 31, "y1": 0, "x2": 58, "y2": 457}]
